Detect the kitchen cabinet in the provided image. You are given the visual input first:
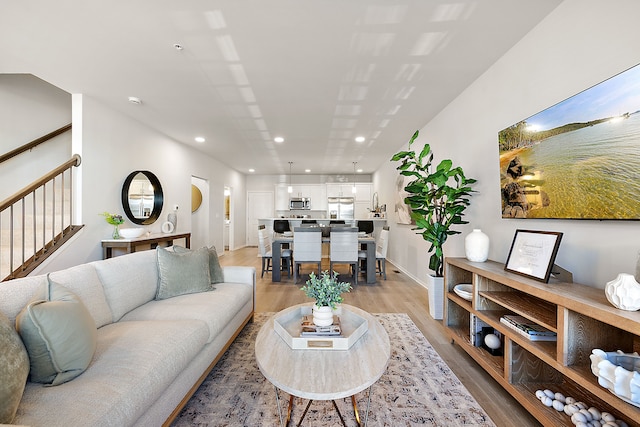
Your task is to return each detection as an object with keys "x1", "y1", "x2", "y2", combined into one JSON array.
[
  {"x1": 326, "y1": 183, "x2": 353, "y2": 197},
  {"x1": 354, "y1": 183, "x2": 371, "y2": 203},
  {"x1": 444, "y1": 257, "x2": 640, "y2": 426},
  {"x1": 274, "y1": 184, "x2": 327, "y2": 211}
]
